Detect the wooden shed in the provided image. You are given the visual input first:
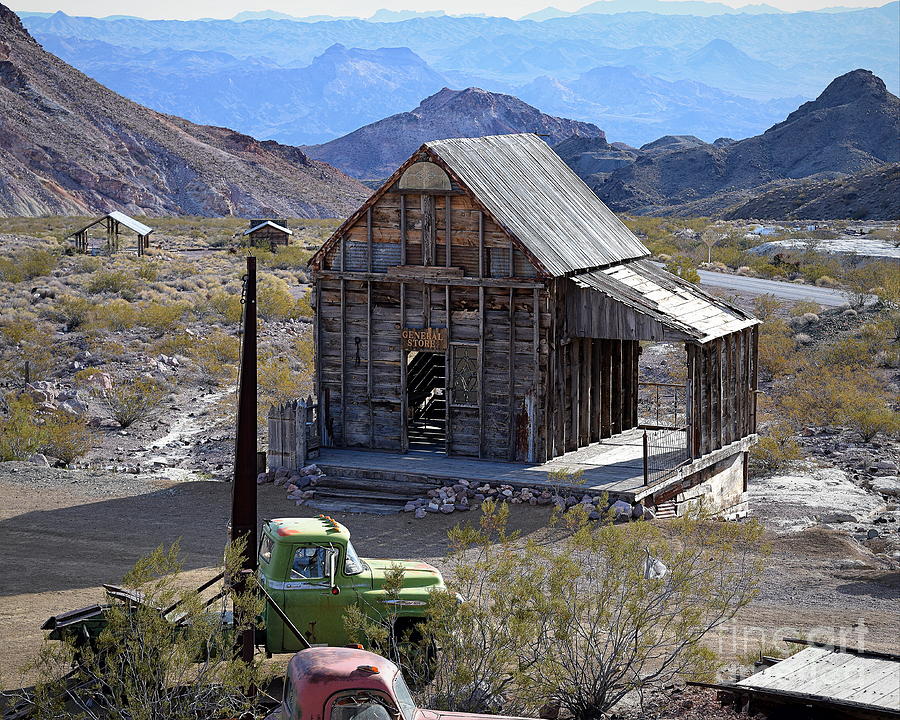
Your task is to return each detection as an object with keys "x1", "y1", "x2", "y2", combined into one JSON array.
[
  {"x1": 242, "y1": 220, "x2": 293, "y2": 250},
  {"x1": 306, "y1": 134, "x2": 759, "y2": 517},
  {"x1": 68, "y1": 211, "x2": 153, "y2": 256}
]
